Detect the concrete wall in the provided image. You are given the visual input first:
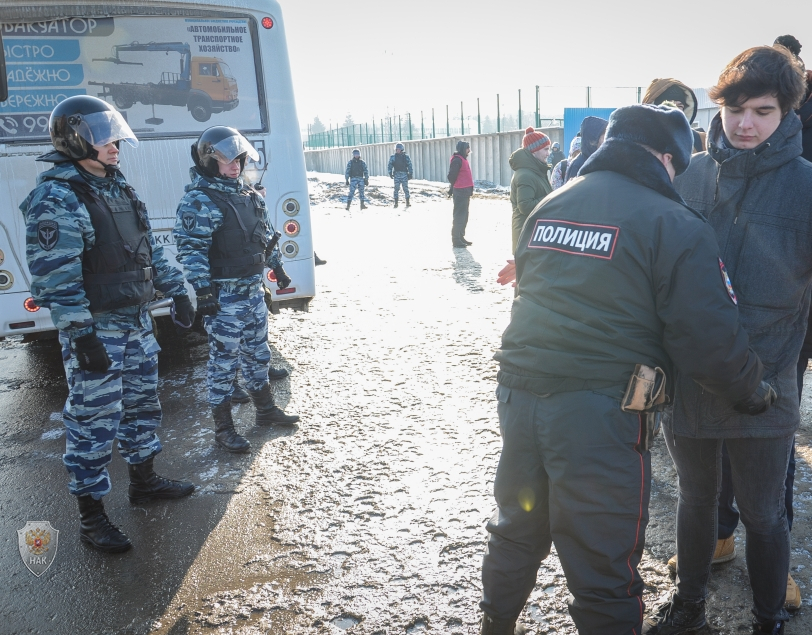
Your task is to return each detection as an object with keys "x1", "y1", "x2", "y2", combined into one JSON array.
[{"x1": 304, "y1": 127, "x2": 563, "y2": 187}]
